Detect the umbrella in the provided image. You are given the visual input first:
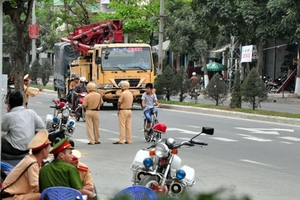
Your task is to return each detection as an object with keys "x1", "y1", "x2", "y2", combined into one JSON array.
[{"x1": 201, "y1": 62, "x2": 227, "y2": 71}]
